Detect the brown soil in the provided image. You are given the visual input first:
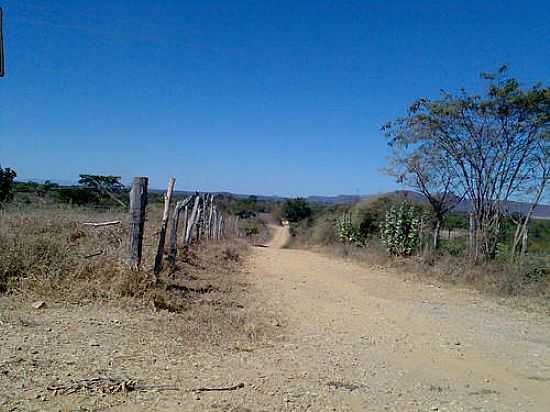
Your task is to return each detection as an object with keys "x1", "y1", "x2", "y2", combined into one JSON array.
[{"x1": 2, "y1": 225, "x2": 550, "y2": 411}]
